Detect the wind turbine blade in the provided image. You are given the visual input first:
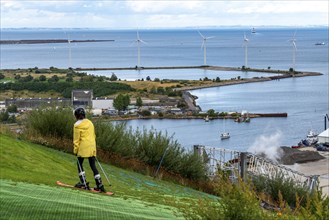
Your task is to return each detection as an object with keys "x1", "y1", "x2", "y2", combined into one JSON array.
[
  {"x1": 244, "y1": 33, "x2": 249, "y2": 41},
  {"x1": 293, "y1": 30, "x2": 297, "y2": 39},
  {"x1": 293, "y1": 41, "x2": 297, "y2": 50},
  {"x1": 198, "y1": 30, "x2": 205, "y2": 39},
  {"x1": 201, "y1": 40, "x2": 204, "y2": 49},
  {"x1": 140, "y1": 39, "x2": 148, "y2": 45},
  {"x1": 137, "y1": 31, "x2": 140, "y2": 40},
  {"x1": 206, "y1": 36, "x2": 215, "y2": 40}
]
